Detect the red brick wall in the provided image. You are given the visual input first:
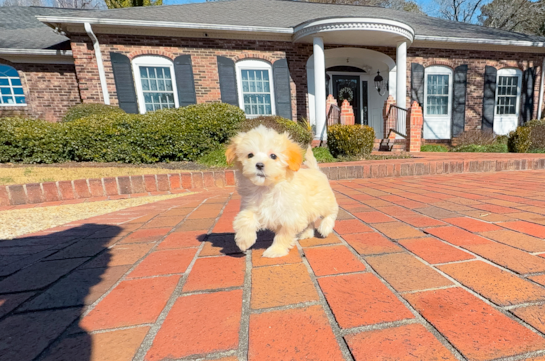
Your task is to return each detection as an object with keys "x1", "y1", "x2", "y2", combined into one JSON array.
[
  {"x1": 0, "y1": 58, "x2": 81, "y2": 122},
  {"x1": 407, "y1": 47, "x2": 544, "y2": 132}
]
